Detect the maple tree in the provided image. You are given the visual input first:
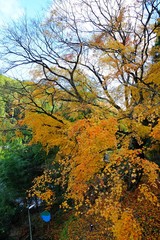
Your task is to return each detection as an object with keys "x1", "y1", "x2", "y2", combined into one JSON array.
[{"x1": 0, "y1": 0, "x2": 160, "y2": 239}]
